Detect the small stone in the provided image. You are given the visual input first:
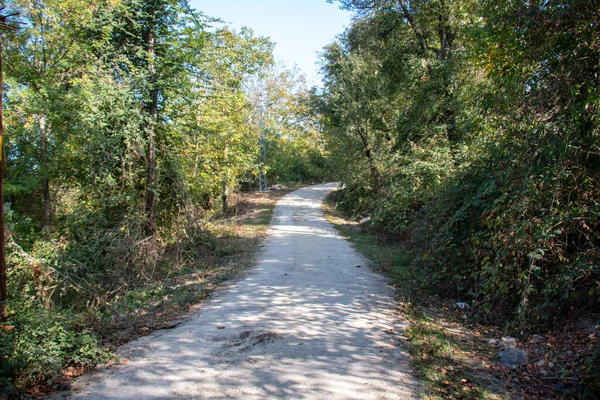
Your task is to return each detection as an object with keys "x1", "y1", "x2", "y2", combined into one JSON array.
[
  {"x1": 536, "y1": 359, "x2": 545, "y2": 367},
  {"x1": 530, "y1": 334, "x2": 546, "y2": 344},
  {"x1": 498, "y1": 336, "x2": 517, "y2": 349},
  {"x1": 499, "y1": 348, "x2": 527, "y2": 368}
]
